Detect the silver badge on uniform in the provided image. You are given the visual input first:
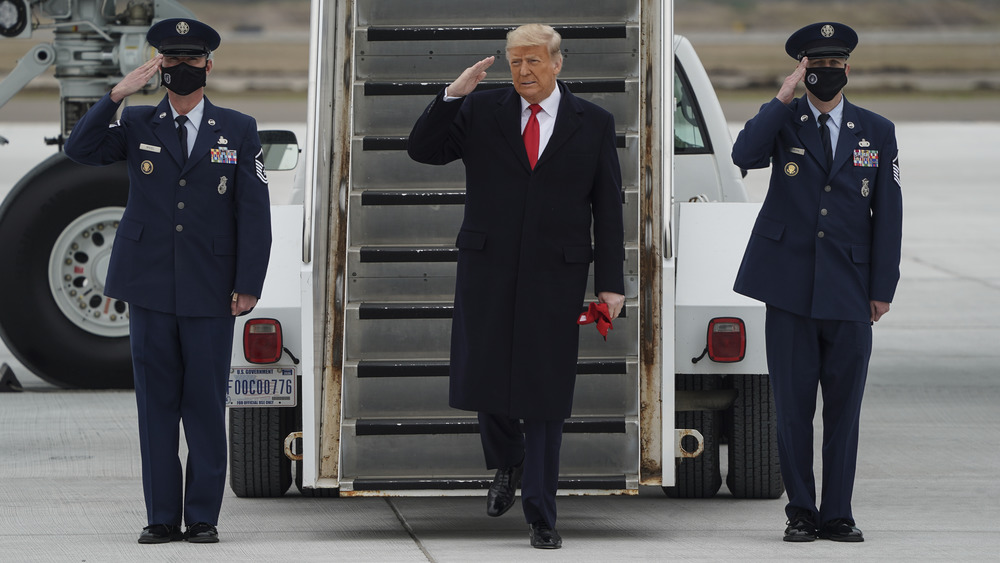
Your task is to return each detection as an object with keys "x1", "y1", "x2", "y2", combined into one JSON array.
[
  {"x1": 159, "y1": 112, "x2": 167, "y2": 119},
  {"x1": 847, "y1": 121, "x2": 855, "y2": 129},
  {"x1": 800, "y1": 114, "x2": 809, "y2": 122},
  {"x1": 858, "y1": 138, "x2": 870, "y2": 148},
  {"x1": 208, "y1": 119, "x2": 216, "y2": 126},
  {"x1": 217, "y1": 136, "x2": 228, "y2": 145},
  {"x1": 218, "y1": 176, "x2": 228, "y2": 194},
  {"x1": 861, "y1": 178, "x2": 870, "y2": 197}
]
